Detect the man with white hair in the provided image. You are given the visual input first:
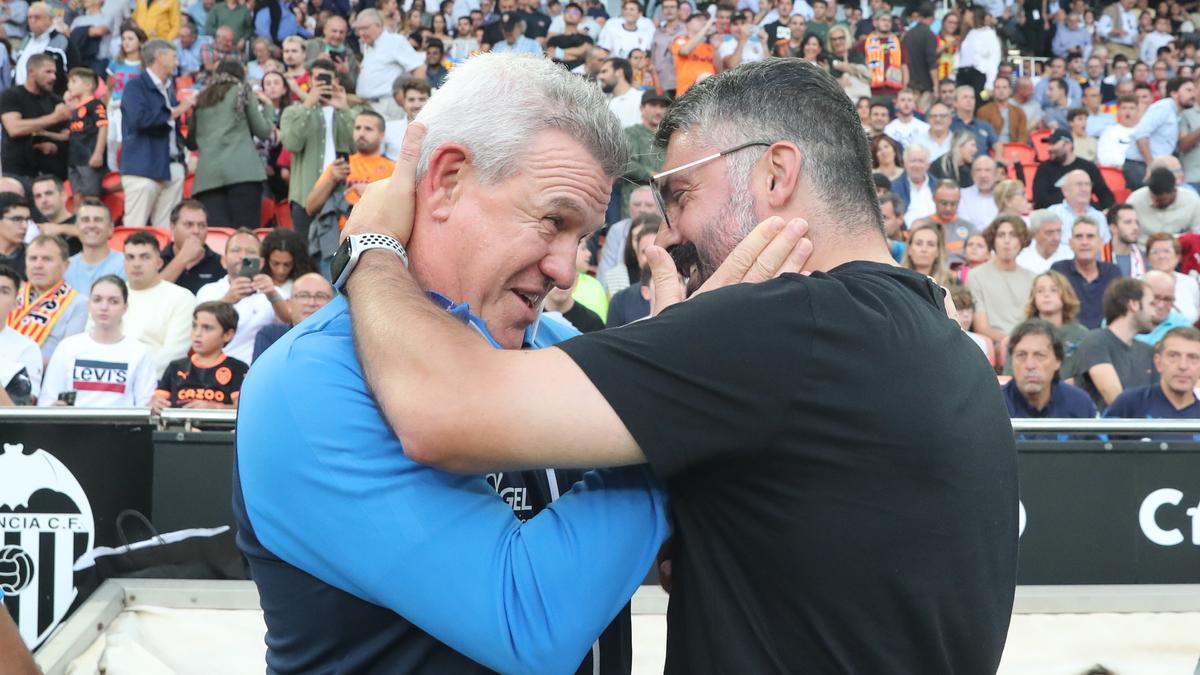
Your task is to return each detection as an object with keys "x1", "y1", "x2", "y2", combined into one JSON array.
[
  {"x1": 354, "y1": 9, "x2": 426, "y2": 119},
  {"x1": 1016, "y1": 209, "x2": 1072, "y2": 273},
  {"x1": 1050, "y1": 169, "x2": 1110, "y2": 244},
  {"x1": 892, "y1": 142, "x2": 935, "y2": 225},
  {"x1": 958, "y1": 155, "x2": 1000, "y2": 228}
]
